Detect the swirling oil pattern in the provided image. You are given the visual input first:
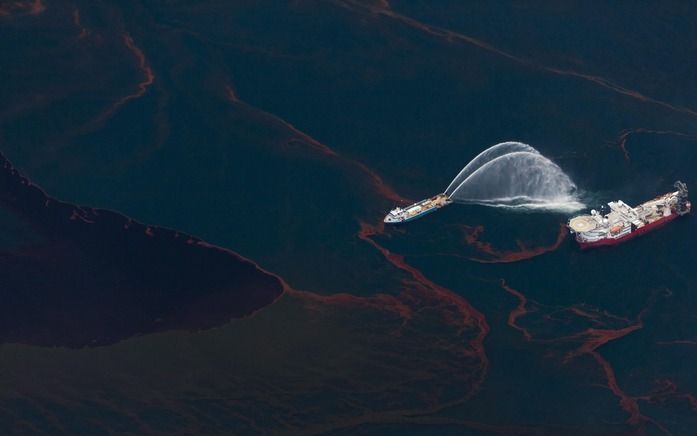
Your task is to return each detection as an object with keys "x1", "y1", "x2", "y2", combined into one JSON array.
[{"x1": 1, "y1": 1, "x2": 697, "y2": 435}]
